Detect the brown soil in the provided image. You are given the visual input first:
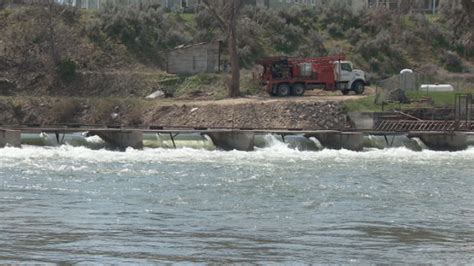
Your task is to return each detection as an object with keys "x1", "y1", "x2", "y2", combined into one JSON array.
[{"x1": 0, "y1": 92, "x2": 362, "y2": 130}]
